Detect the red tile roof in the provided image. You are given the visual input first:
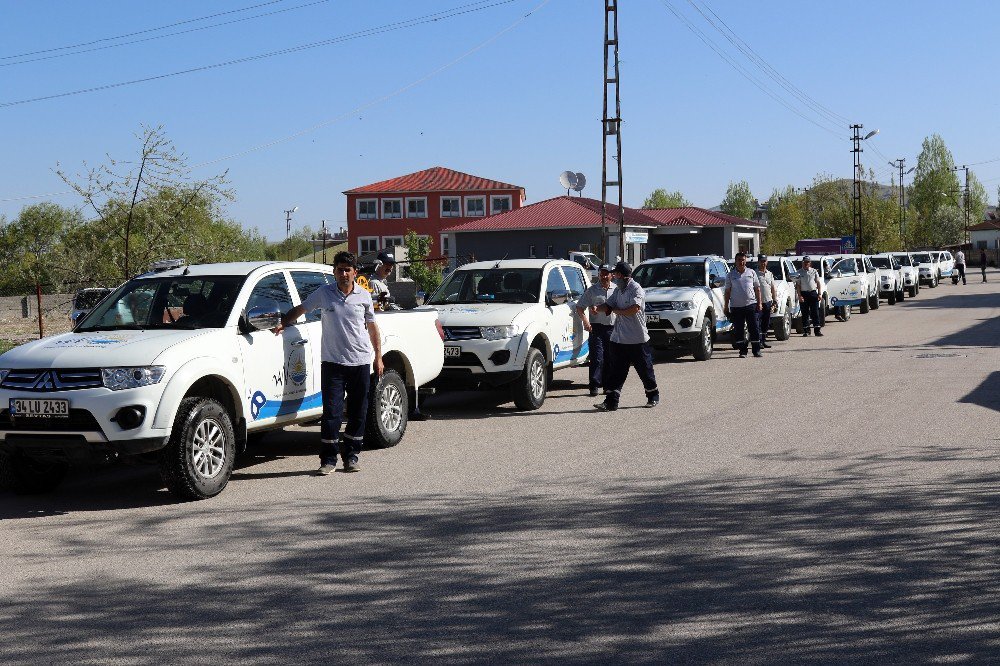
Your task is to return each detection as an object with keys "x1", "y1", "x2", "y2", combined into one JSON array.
[
  {"x1": 968, "y1": 221, "x2": 1000, "y2": 231},
  {"x1": 344, "y1": 166, "x2": 523, "y2": 195},
  {"x1": 442, "y1": 197, "x2": 762, "y2": 232}
]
